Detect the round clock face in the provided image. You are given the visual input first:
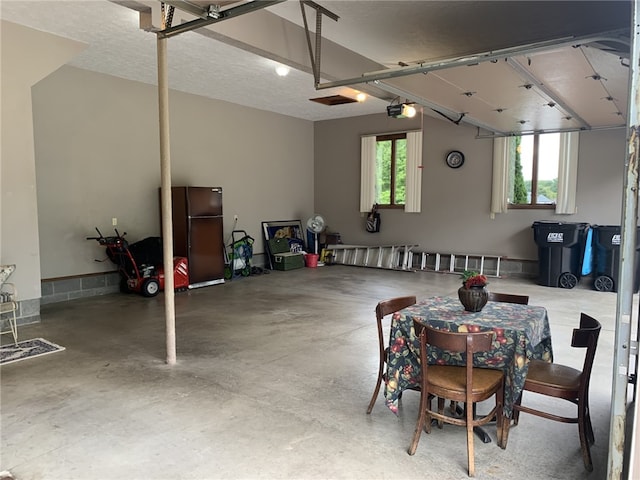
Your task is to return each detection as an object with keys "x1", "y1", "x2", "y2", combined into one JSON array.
[{"x1": 446, "y1": 150, "x2": 465, "y2": 168}]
